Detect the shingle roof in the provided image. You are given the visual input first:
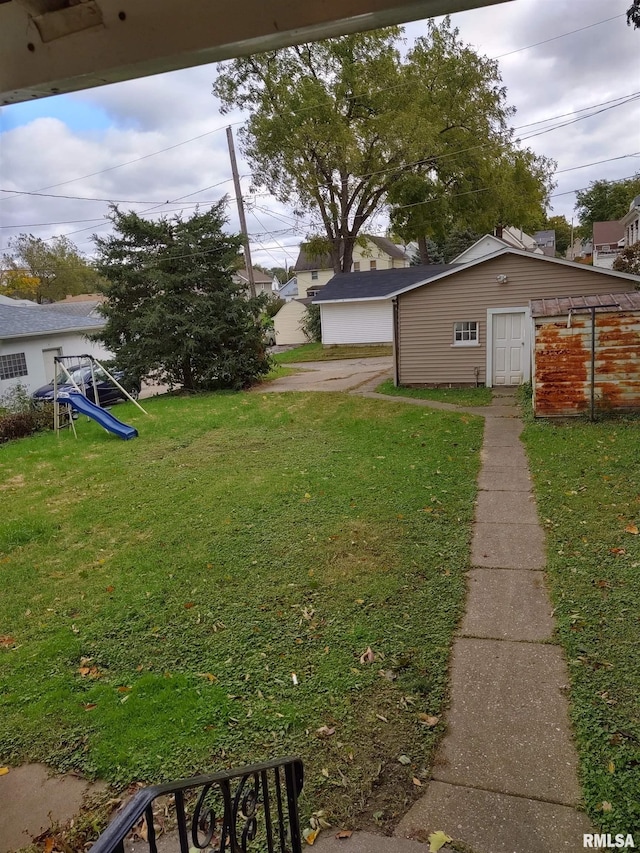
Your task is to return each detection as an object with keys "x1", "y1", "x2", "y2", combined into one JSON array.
[
  {"x1": 234, "y1": 267, "x2": 273, "y2": 284},
  {"x1": 531, "y1": 292, "x2": 640, "y2": 318},
  {"x1": 366, "y1": 235, "x2": 409, "y2": 260},
  {"x1": 592, "y1": 221, "x2": 625, "y2": 247},
  {"x1": 0, "y1": 304, "x2": 105, "y2": 339},
  {"x1": 313, "y1": 265, "x2": 456, "y2": 302},
  {"x1": 41, "y1": 300, "x2": 104, "y2": 318}
]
